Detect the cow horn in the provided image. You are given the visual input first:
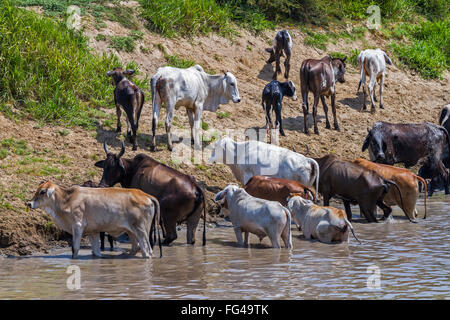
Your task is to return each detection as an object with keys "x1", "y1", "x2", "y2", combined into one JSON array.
[
  {"x1": 117, "y1": 141, "x2": 125, "y2": 158},
  {"x1": 103, "y1": 141, "x2": 109, "y2": 154}
]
